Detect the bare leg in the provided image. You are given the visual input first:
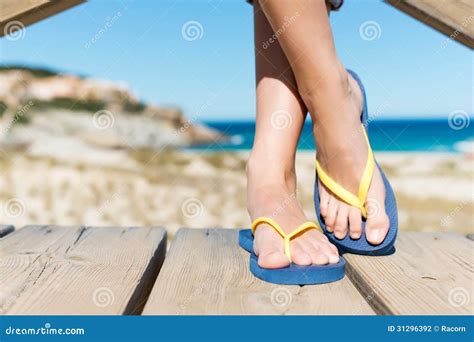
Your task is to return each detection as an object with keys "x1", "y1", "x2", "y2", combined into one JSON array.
[
  {"x1": 259, "y1": 0, "x2": 389, "y2": 244},
  {"x1": 247, "y1": 1, "x2": 339, "y2": 268}
]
